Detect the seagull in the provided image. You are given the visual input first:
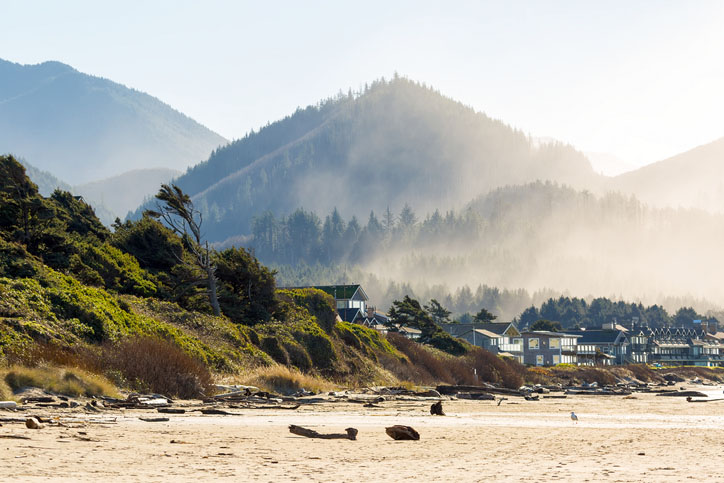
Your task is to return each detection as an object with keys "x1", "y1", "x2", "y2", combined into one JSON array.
[{"x1": 570, "y1": 411, "x2": 579, "y2": 424}]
